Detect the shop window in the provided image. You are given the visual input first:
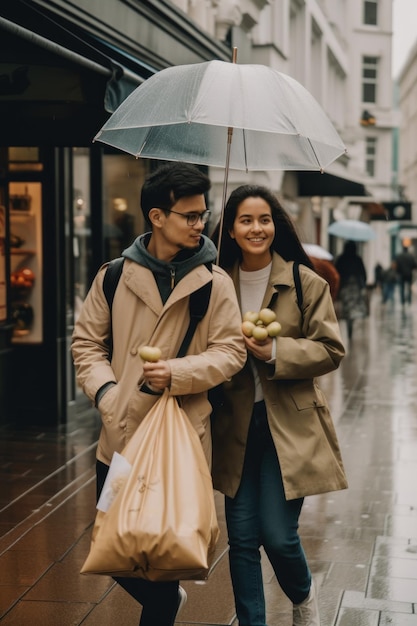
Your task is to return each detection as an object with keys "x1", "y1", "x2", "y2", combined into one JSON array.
[
  {"x1": 9, "y1": 181, "x2": 43, "y2": 343},
  {"x1": 0, "y1": 202, "x2": 5, "y2": 323},
  {"x1": 72, "y1": 150, "x2": 150, "y2": 320},
  {"x1": 102, "y1": 153, "x2": 149, "y2": 261},
  {"x1": 8, "y1": 147, "x2": 43, "y2": 172},
  {"x1": 73, "y1": 148, "x2": 91, "y2": 313}
]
